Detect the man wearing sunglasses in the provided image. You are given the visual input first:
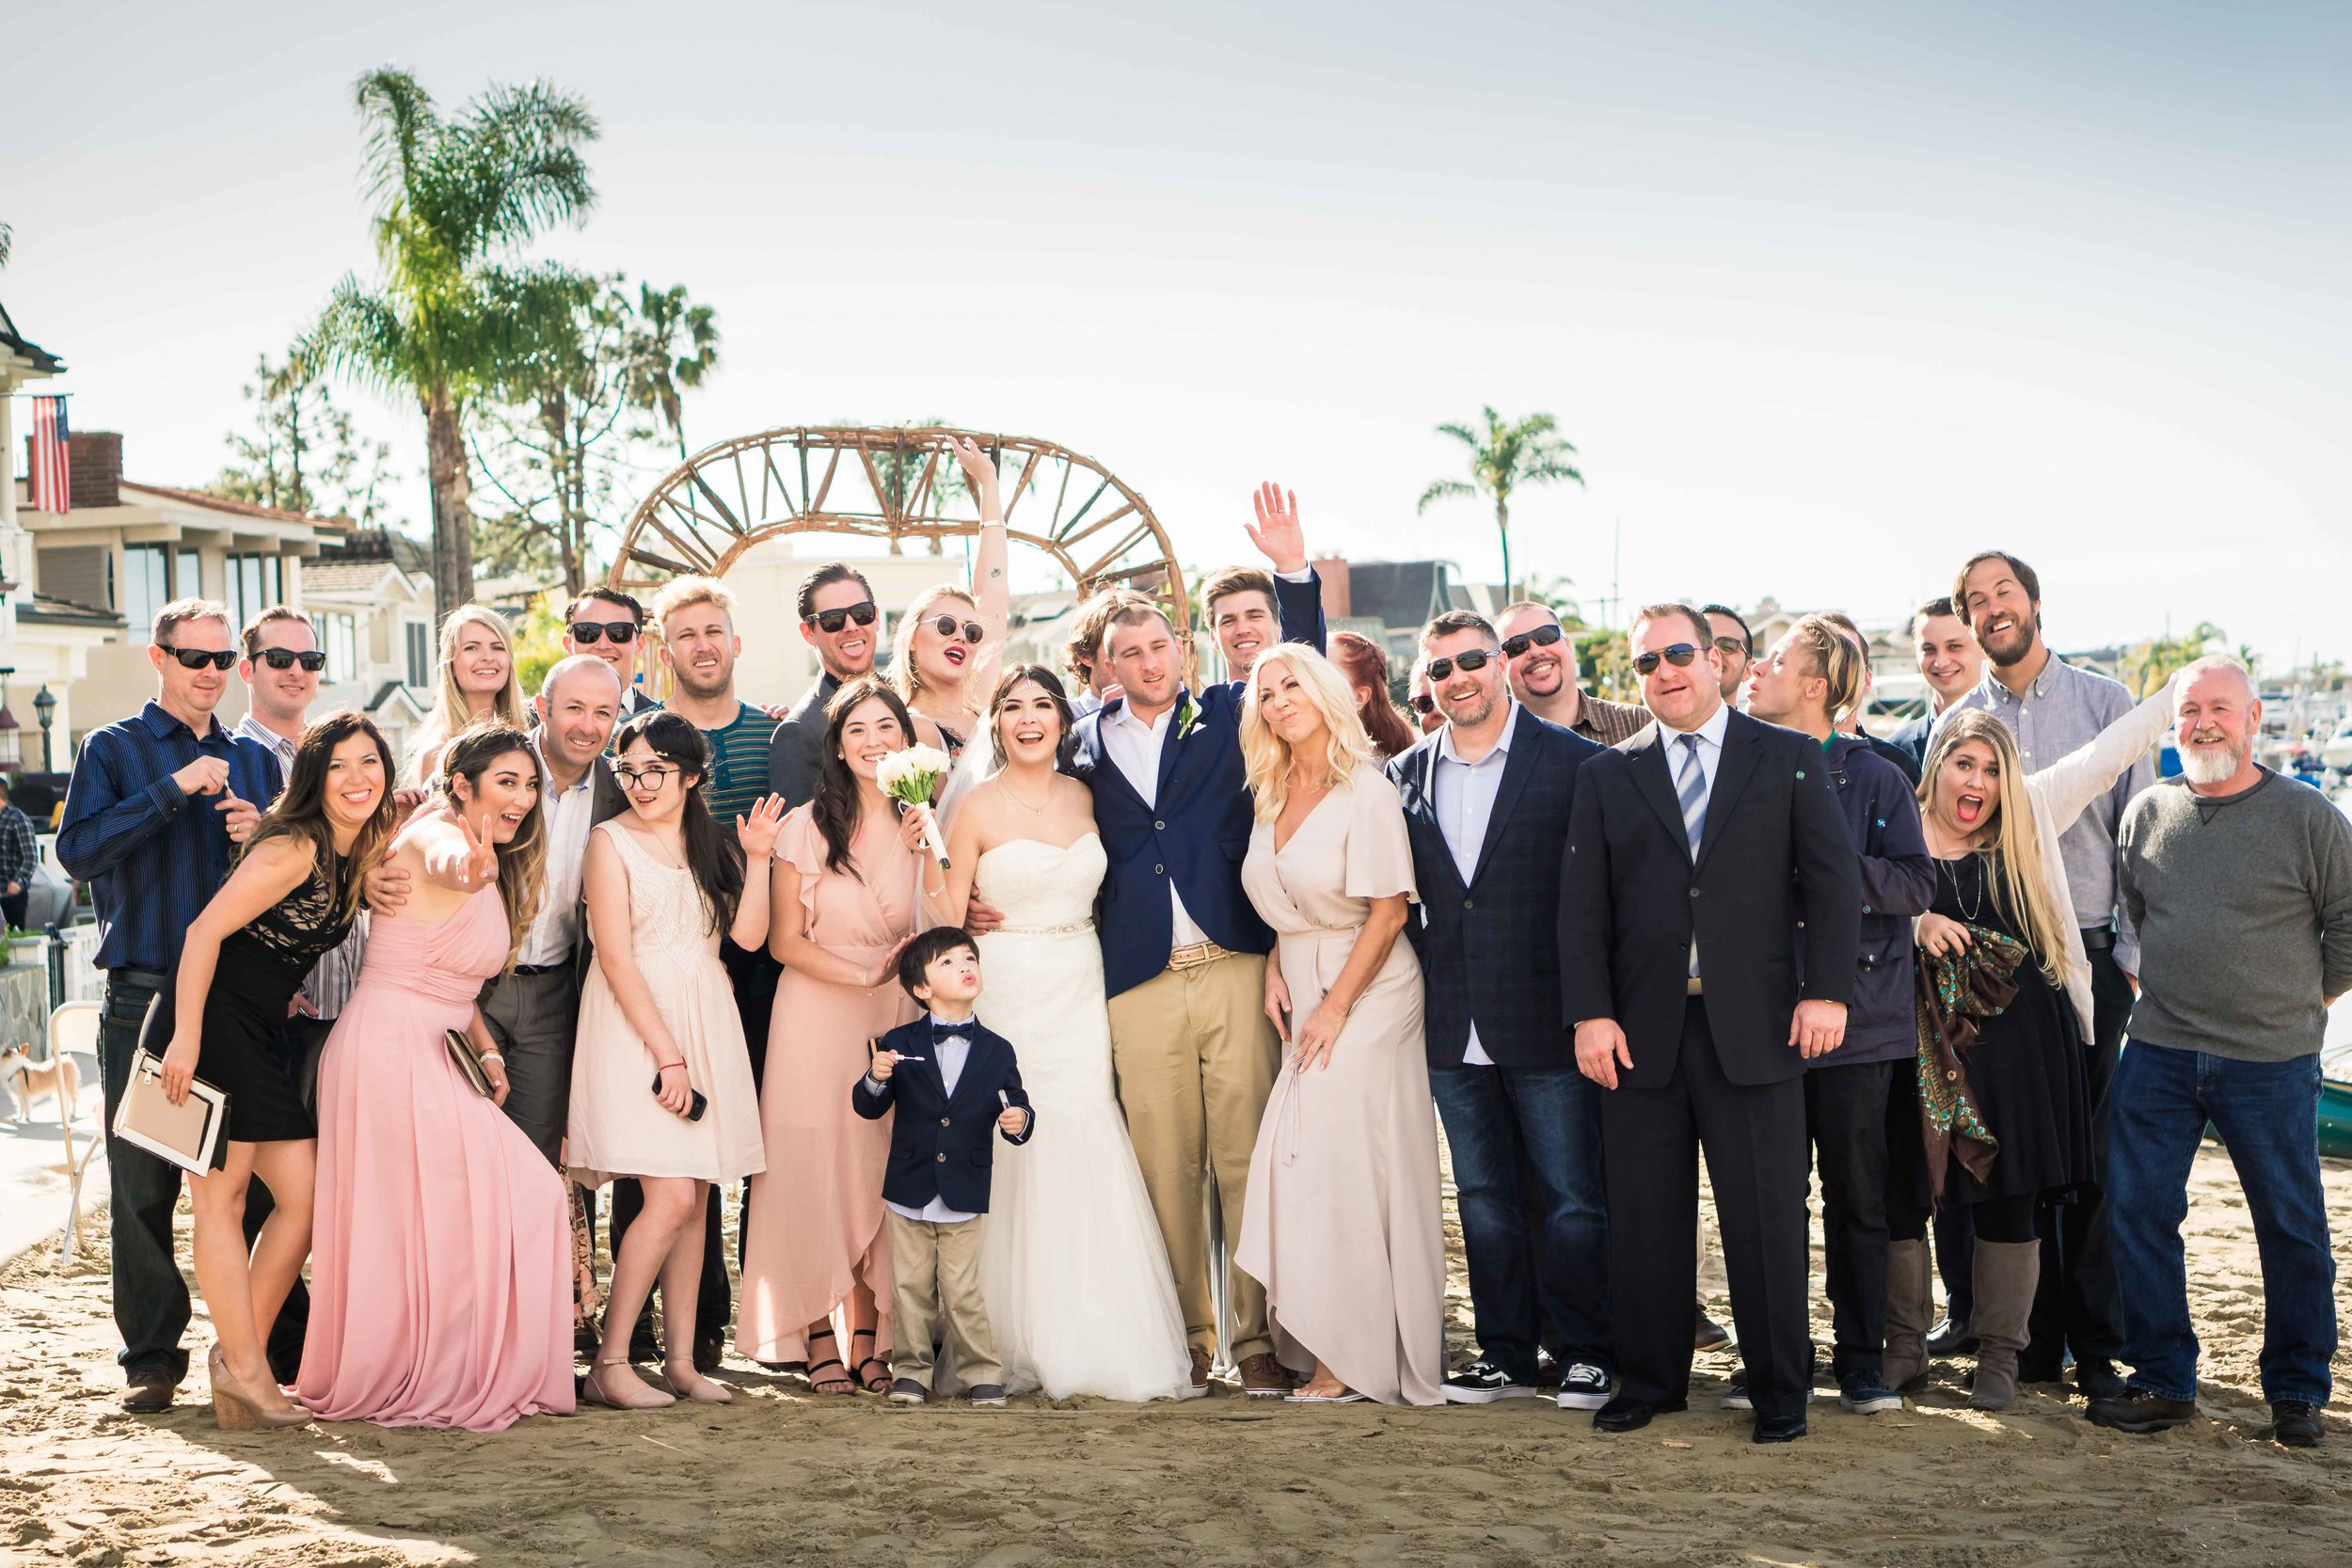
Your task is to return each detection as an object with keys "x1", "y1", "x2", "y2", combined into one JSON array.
[
  {"x1": 1390, "y1": 611, "x2": 1612, "y2": 1411},
  {"x1": 1561, "y1": 602, "x2": 1860, "y2": 1442},
  {"x1": 1406, "y1": 658, "x2": 1444, "y2": 736},
  {"x1": 59, "y1": 597, "x2": 285, "y2": 1415},
  {"x1": 1494, "y1": 601, "x2": 1648, "y2": 748},
  {"x1": 767, "y1": 562, "x2": 879, "y2": 809},
  {"x1": 562, "y1": 589, "x2": 659, "y2": 716},
  {"x1": 1701, "y1": 605, "x2": 1755, "y2": 705}
]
